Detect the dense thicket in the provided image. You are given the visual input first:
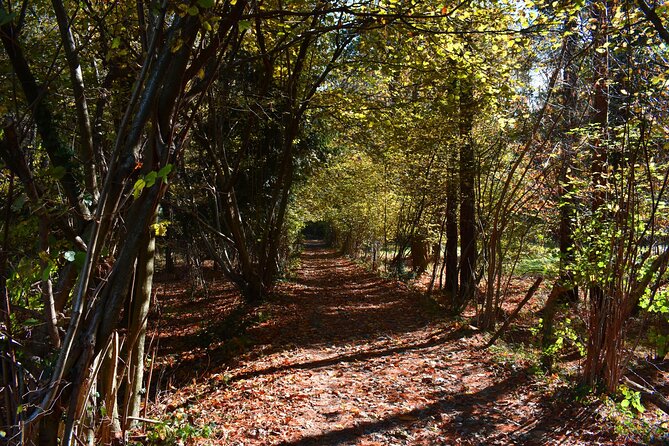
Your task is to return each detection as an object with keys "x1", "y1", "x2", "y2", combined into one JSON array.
[{"x1": 1, "y1": 0, "x2": 669, "y2": 443}]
